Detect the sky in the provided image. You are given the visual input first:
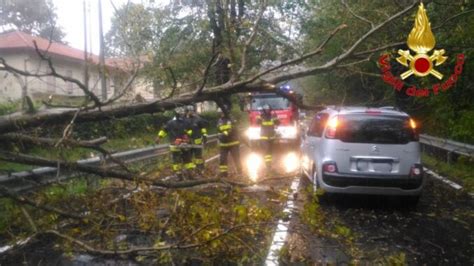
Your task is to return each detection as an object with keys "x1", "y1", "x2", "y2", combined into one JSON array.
[{"x1": 53, "y1": 0, "x2": 166, "y2": 55}]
